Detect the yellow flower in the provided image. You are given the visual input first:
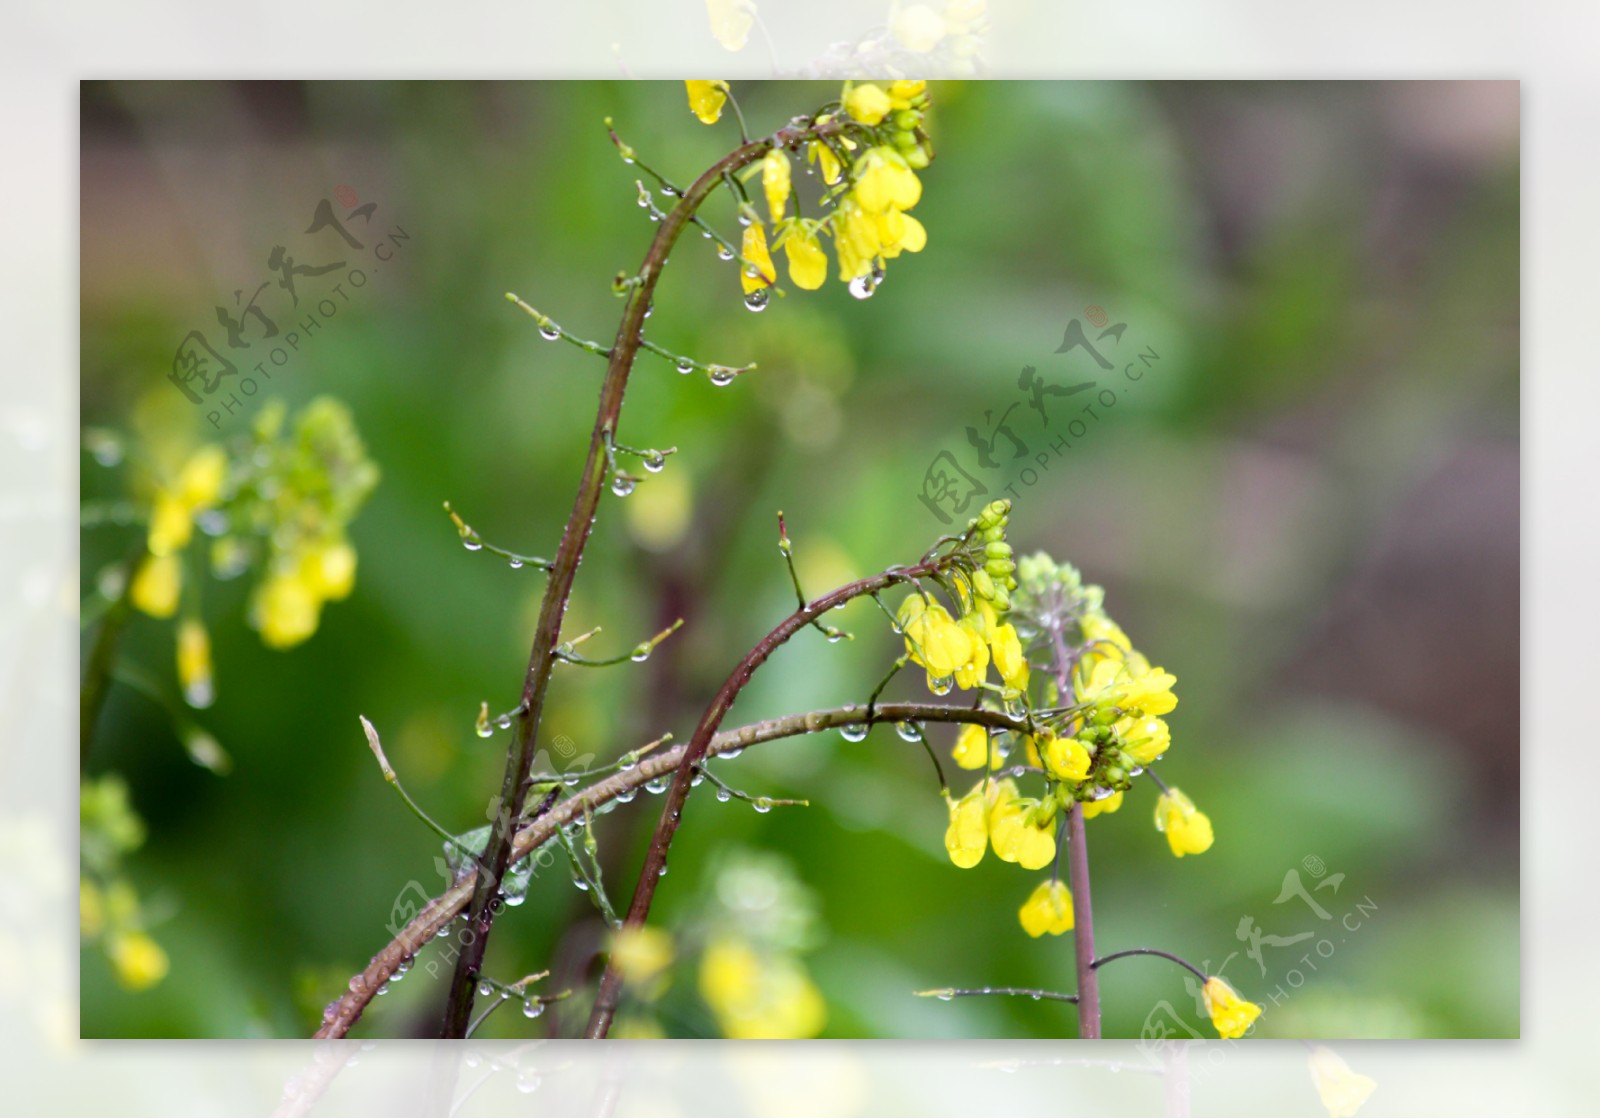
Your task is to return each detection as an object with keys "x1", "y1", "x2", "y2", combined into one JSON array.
[
  {"x1": 1201, "y1": 976, "x2": 1261, "y2": 1039},
  {"x1": 147, "y1": 491, "x2": 194, "y2": 556},
  {"x1": 740, "y1": 222, "x2": 777, "y2": 294},
  {"x1": 988, "y1": 792, "x2": 1055, "y2": 870},
  {"x1": 1042, "y1": 734, "x2": 1091, "y2": 783},
  {"x1": 610, "y1": 926, "x2": 675, "y2": 997},
  {"x1": 952, "y1": 612, "x2": 989, "y2": 689},
  {"x1": 704, "y1": 0, "x2": 754, "y2": 50},
  {"x1": 699, "y1": 935, "x2": 826, "y2": 1039},
  {"x1": 108, "y1": 931, "x2": 169, "y2": 991},
  {"x1": 1307, "y1": 1046, "x2": 1377, "y2": 1117},
  {"x1": 175, "y1": 444, "x2": 227, "y2": 508},
  {"x1": 1154, "y1": 788, "x2": 1213, "y2": 857},
  {"x1": 891, "y1": 3, "x2": 947, "y2": 52},
  {"x1": 832, "y1": 196, "x2": 879, "y2": 283},
  {"x1": 176, "y1": 618, "x2": 214, "y2": 708},
  {"x1": 844, "y1": 82, "x2": 893, "y2": 126},
  {"x1": 1120, "y1": 717, "x2": 1170, "y2": 766},
  {"x1": 1120, "y1": 668, "x2": 1178, "y2": 716},
  {"x1": 299, "y1": 538, "x2": 357, "y2": 601},
  {"x1": 781, "y1": 225, "x2": 827, "y2": 290},
  {"x1": 130, "y1": 553, "x2": 181, "y2": 618},
  {"x1": 1018, "y1": 879, "x2": 1073, "y2": 937},
  {"x1": 762, "y1": 149, "x2": 791, "y2": 222},
  {"x1": 852, "y1": 147, "x2": 923, "y2": 213},
  {"x1": 874, "y1": 206, "x2": 928, "y2": 258},
  {"x1": 80, "y1": 879, "x2": 105, "y2": 939},
  {"x1": 1082, "y1": 790, "x2": 1123, "y2": 818},
  {"x1": 807, "y1": 127, "x2": 853, "y2": 186},
  {"x1": 943, "y1": 785, "x2": 988, "y2": 868},
  {"x1": 889, "y1": 79, "x2": 928, "y2": 108},
  {"x1": 990, "y1": 622, "x2": 1029, "y2": 692},
  {"x1": 898, "y1": 594, "x2": 973, "y2": 679},
  {"x1": 685, "y1": 80, "x2": 729, "y2": 124},
  {"x1": 952, "y1": 724, "x2": 988, "y2": 770},
  {"x1": 254, "y1": 572, "x2": 321, "y2": 649}
]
